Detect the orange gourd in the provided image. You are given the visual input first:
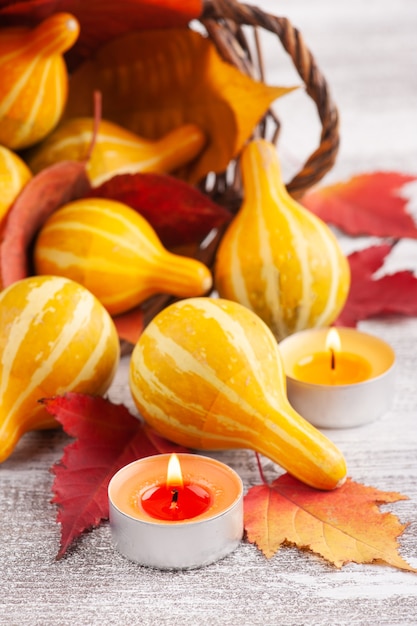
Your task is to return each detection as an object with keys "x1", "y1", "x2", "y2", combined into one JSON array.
[
  {"x1": 0, "y1": 146, "x2": 32, "y2": 222},
  {"x1": 33, "y1": 198, "x2": 213, "y2": 315},
  {"x1": 129, "y1": 297, "x2": 347, "y2": 491},
  {"x1": 26, "y1": 119, "x2": 206, "y2": 186},
  {"x1": 0, "y1": 13, "x2": 79, "y2": 150},
  {"x1": 0, "y1": 275, "x2": 120, "y2": 463},
  {"x1": 214, "y1": 139, "x2": 350, "y2": 341}
]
